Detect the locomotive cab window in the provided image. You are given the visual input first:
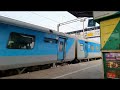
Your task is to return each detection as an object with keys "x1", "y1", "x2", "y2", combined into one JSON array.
[{"x1": 7, "y1": 32, "x2": 35, "y2": 49}]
